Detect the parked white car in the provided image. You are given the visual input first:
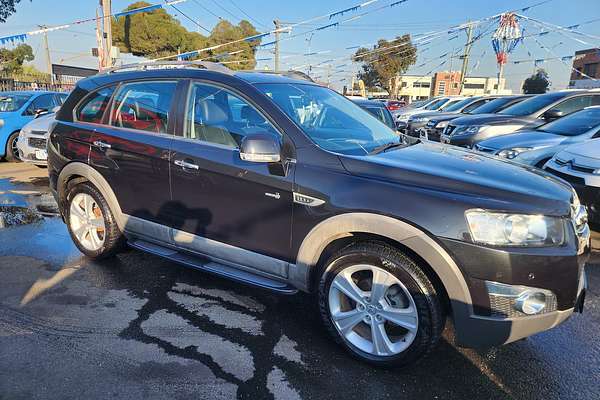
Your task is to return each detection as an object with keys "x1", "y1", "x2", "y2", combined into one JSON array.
[
  {"x1": 544, "y1": 138, "x2": 600, "y2": 224},
  {"x1": 16, "y1": 113, "x2": 55, "y2": 167}
]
